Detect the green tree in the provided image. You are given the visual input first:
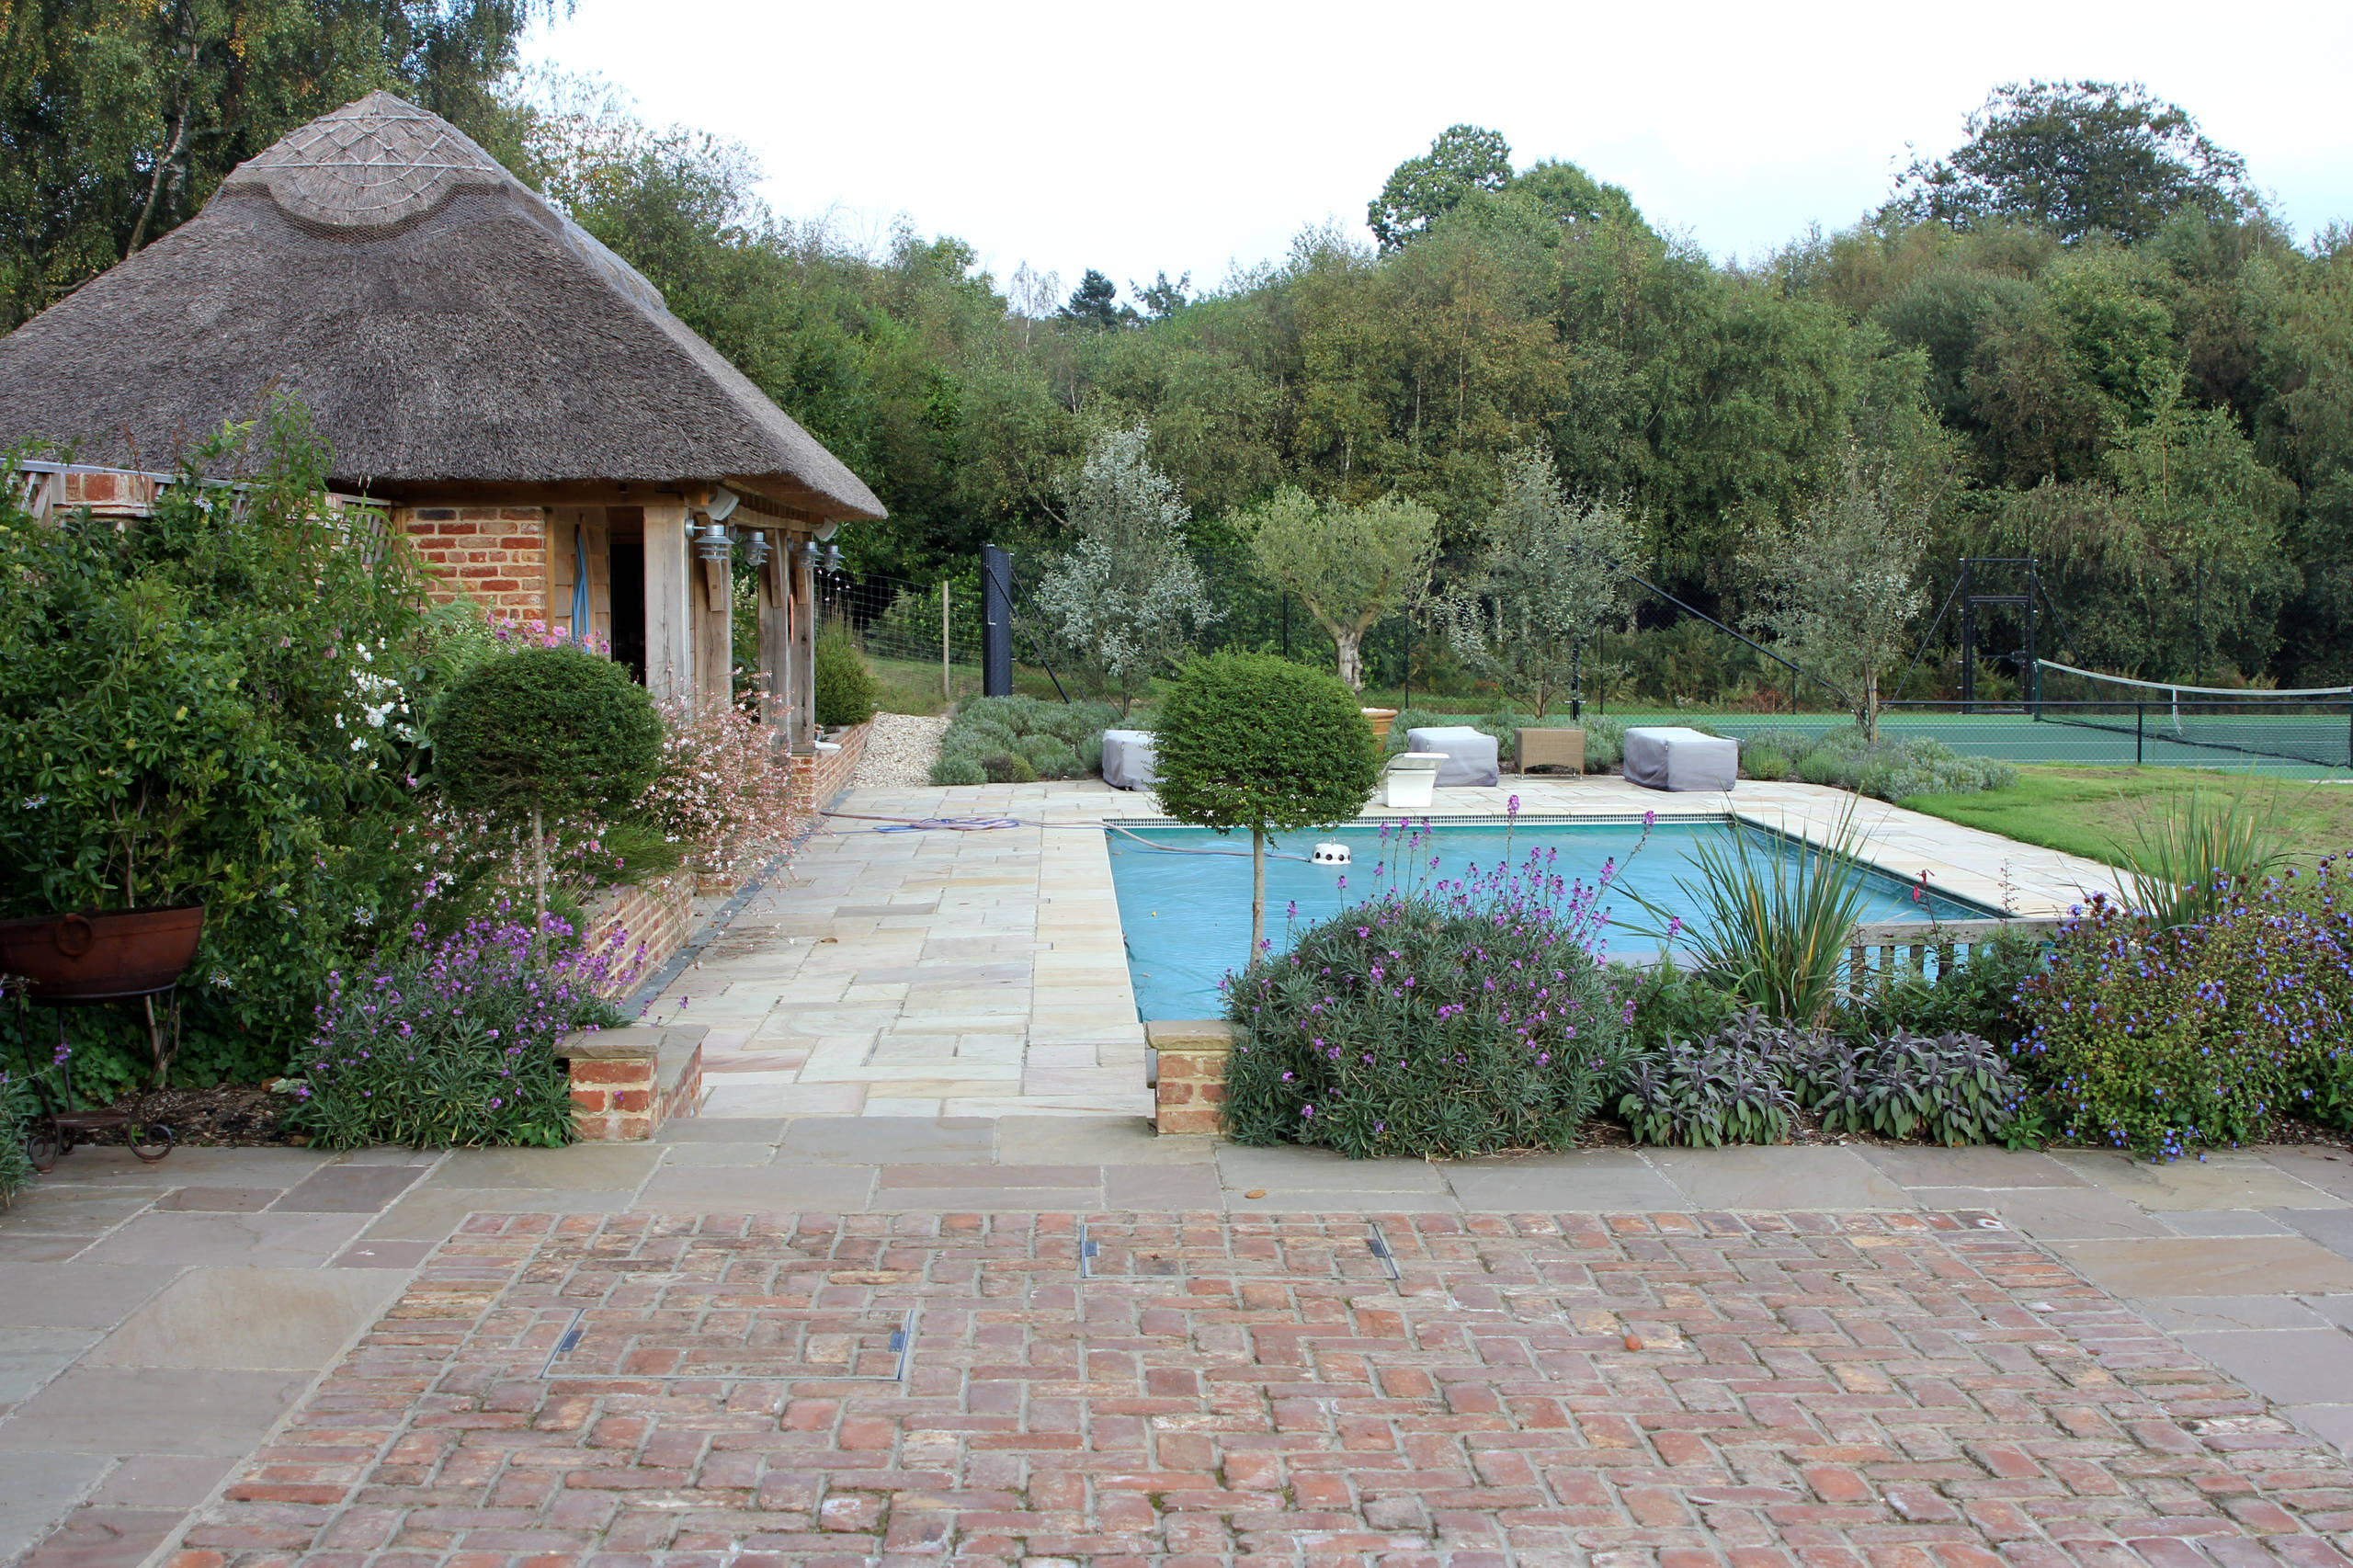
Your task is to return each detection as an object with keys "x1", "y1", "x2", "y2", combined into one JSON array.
[
  {"x1": 1439, "y1": 450, "x2": 1638, "y2": 716},
  {"x1": 0, "y1": 0, "x2": 559, "y2": 328},
  {"x1": 1743, "y1": 445, "x2": 1931, "y2": 739},
  {"x1": 1030, "y1": 426, "x2": 1217, "y2": 711},
  {"x1": 1891, "y1": 80, "x2": 2252, "y2": 244},
  {"x1": 430, "y1": 645, "x2": 663, "y2": 929},
  {"x1": 1061, "y1": 268, "x2": 1135, "y2": 328},
  {"x1": 1152, "y1": 652, "x2": 1381, "y2": 956},
  {"x1": 1368, "y1": 123, "x2": 1513, "y2": 252},
  {"x1": 1237, "y1": 486, "x2": 1438, "y2": 689}
]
